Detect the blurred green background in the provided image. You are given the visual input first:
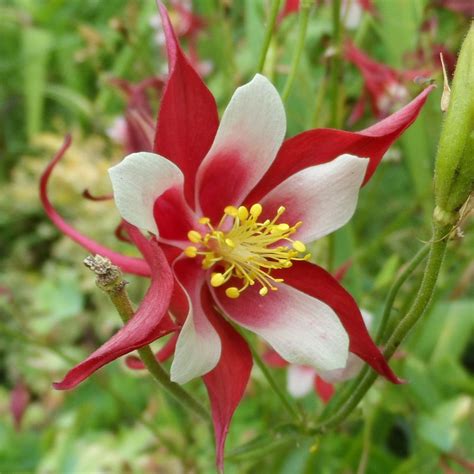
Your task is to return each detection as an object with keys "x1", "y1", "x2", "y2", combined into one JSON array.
[{"x1": 0, "y1": 0, "x2": 472, "y2": 472}]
